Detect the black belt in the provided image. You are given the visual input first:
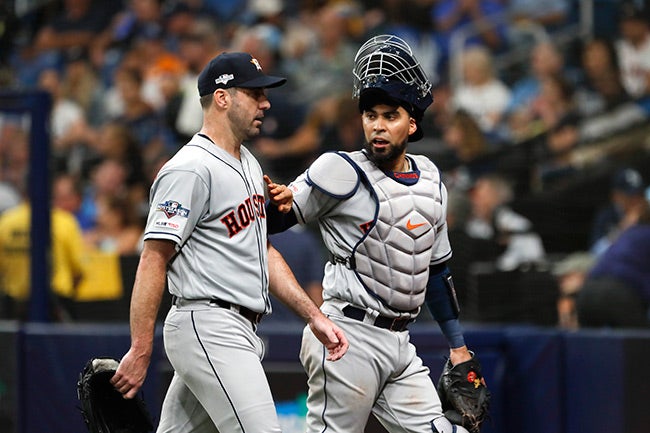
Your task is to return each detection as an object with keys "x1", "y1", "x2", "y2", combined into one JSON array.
[
  {"x1": 342, "y1": 305, "x2": 413, "y2": 332},
  {"x1": 172, "y1": 296, "x2": 264, "y2": 325}
]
